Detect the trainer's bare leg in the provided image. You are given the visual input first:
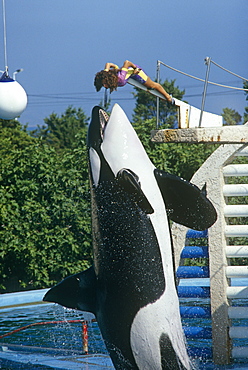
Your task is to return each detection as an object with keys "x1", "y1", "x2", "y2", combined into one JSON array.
[{"x1": 144, "y1": 77, "x2": 172, "y2": 102}]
